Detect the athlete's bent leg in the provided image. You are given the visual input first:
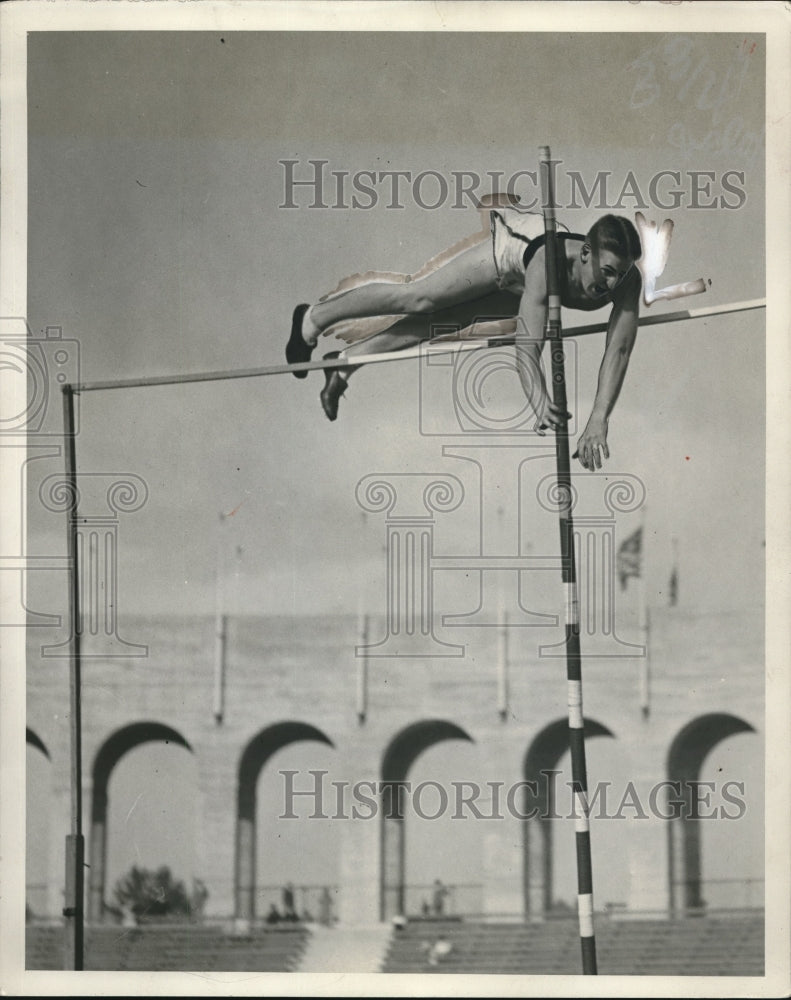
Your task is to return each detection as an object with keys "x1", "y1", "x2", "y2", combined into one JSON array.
[
  {"x1": 318, "y1": 290, "x2": 520, "y2": 422},
  {"x1": 306, "y1": 234, "x2": 500, "y2": 341}
]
